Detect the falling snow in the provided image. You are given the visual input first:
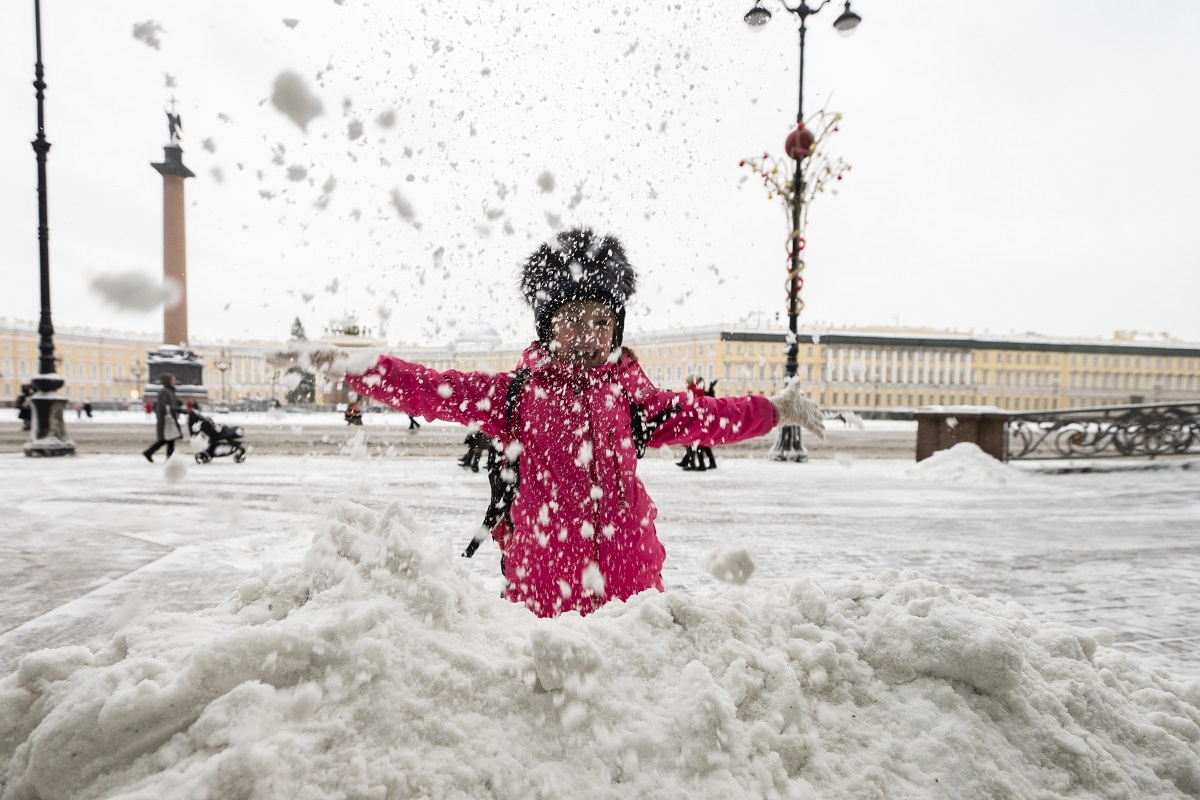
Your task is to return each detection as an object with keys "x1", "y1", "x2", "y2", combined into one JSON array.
[
  {"x1": 269, "y1": 71, "x2": 324, "y2": 132},
  {"x1": 89, "y1": 272, "x2": 181, "y2": 312},
  {"x1": 131, "y1": 20, "x2": 164, "y2": 50}
]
